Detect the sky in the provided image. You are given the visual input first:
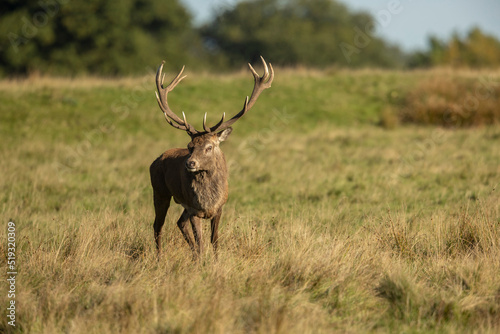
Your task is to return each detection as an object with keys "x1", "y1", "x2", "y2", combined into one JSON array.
[{"x1": 181, "y1": 0, "x2": 500, "y2": 51}]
